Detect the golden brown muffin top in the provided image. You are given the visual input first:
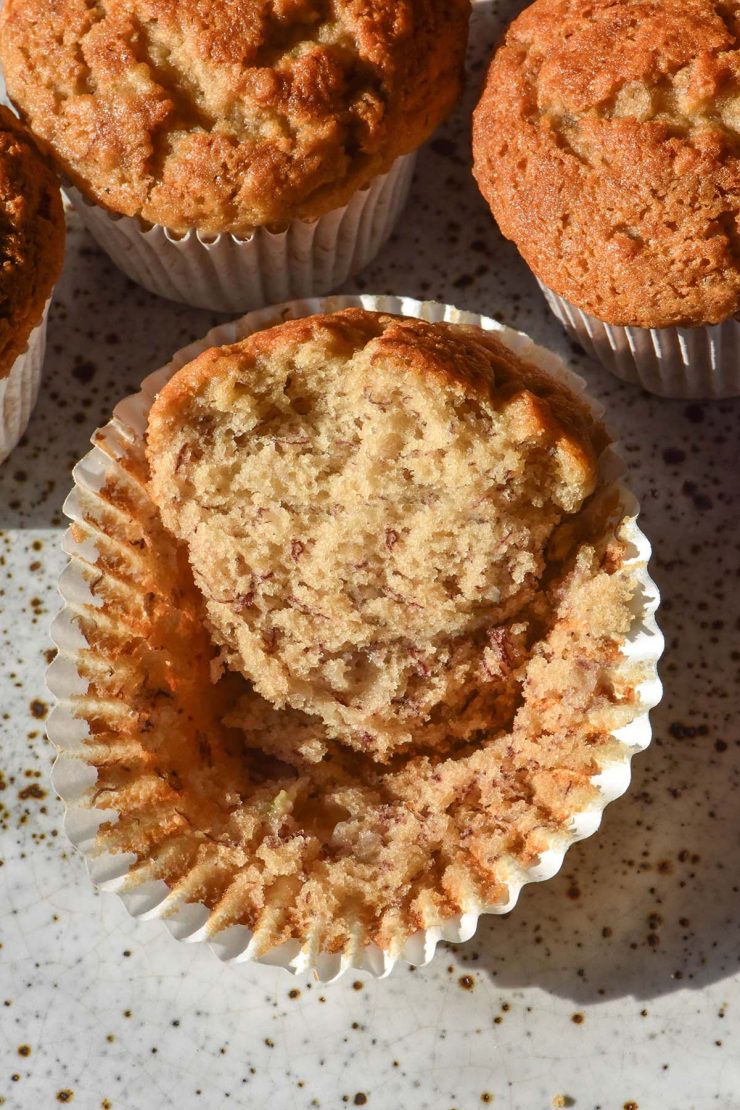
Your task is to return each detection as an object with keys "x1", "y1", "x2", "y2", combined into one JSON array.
[
  {"x1": 0, "y1": 106, "x2": 65, "y2": 379},
  {"x1": 473, "y1": 0, "x2": 740, "y2": 328},
  {"x1": 0, "y1": 0, "x2": 470, "y2": 235}
]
